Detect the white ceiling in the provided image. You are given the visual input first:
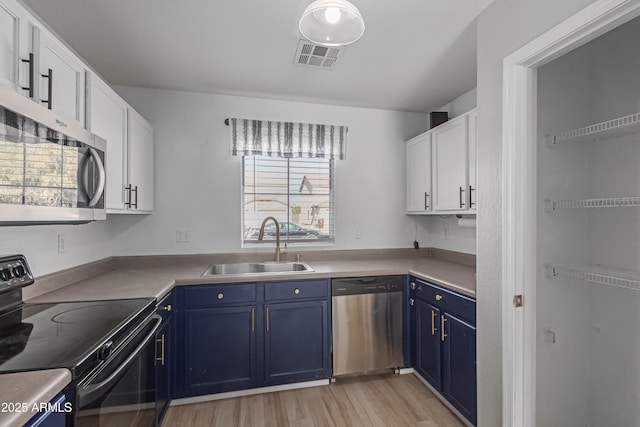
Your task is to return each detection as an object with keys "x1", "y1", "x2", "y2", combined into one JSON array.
[{"x1": 21, "y1": 0, "x2": 493, "y2": 113}]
